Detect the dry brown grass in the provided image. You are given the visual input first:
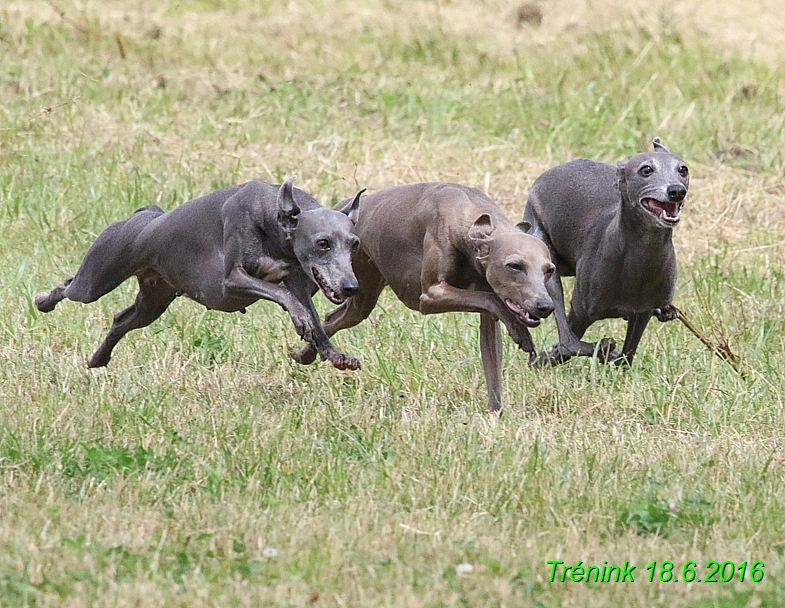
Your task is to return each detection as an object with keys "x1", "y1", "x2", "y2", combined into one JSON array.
[
  {"x1": 9, "y1": 0, "x2": 785, "y2": 61},
  {"x1": 6, "y1": 0, "x2": 784, "y2": 260}
]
